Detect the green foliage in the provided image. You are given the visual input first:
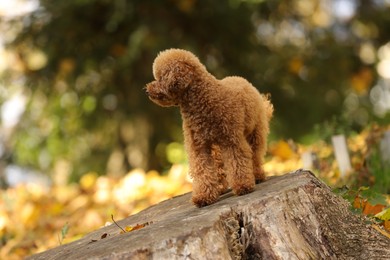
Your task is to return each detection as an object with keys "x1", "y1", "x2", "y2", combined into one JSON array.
[
  {"x1": 301, "y1": 115, "x2": 357, "y2": 144},
  {"x1": 166, "y1": 142, "x2": 186, "y2": 165},
  {"x1": 366, "y1": 148, "x2": 390, "y2": 194},
  {"x1": 334, "y1": 185, "x2": 387, "y2": 210}
]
